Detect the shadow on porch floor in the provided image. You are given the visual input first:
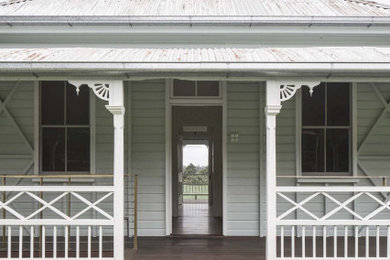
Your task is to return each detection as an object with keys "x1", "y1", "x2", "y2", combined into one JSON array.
[{"x1": 125, "y1": 237, "x2": 265, "y2": 260}]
